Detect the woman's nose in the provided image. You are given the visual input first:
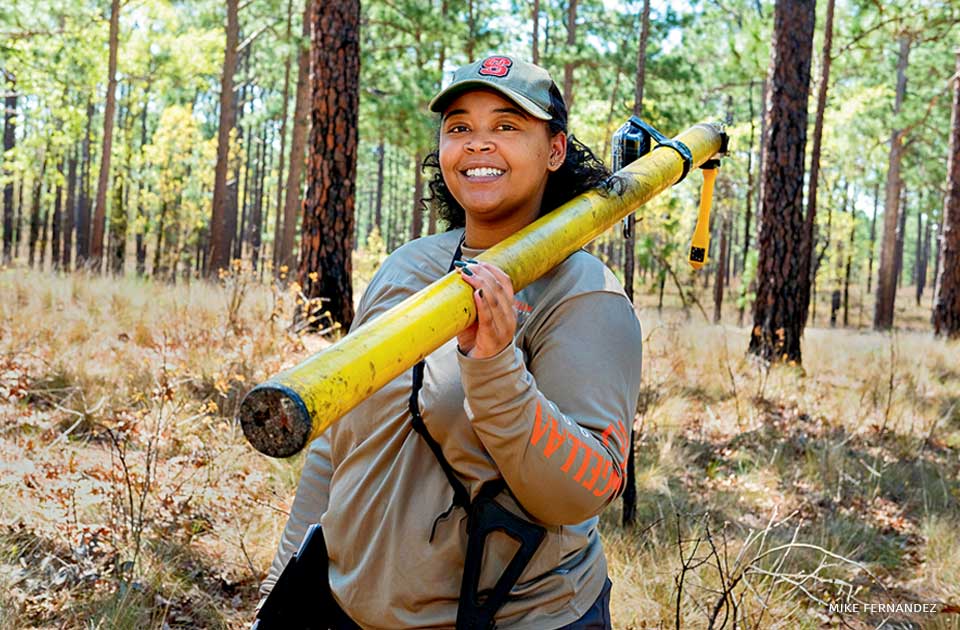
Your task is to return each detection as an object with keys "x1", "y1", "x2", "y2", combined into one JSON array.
[{"x1": 465, "y1": 138, "x2": 493, "y2": 153}]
